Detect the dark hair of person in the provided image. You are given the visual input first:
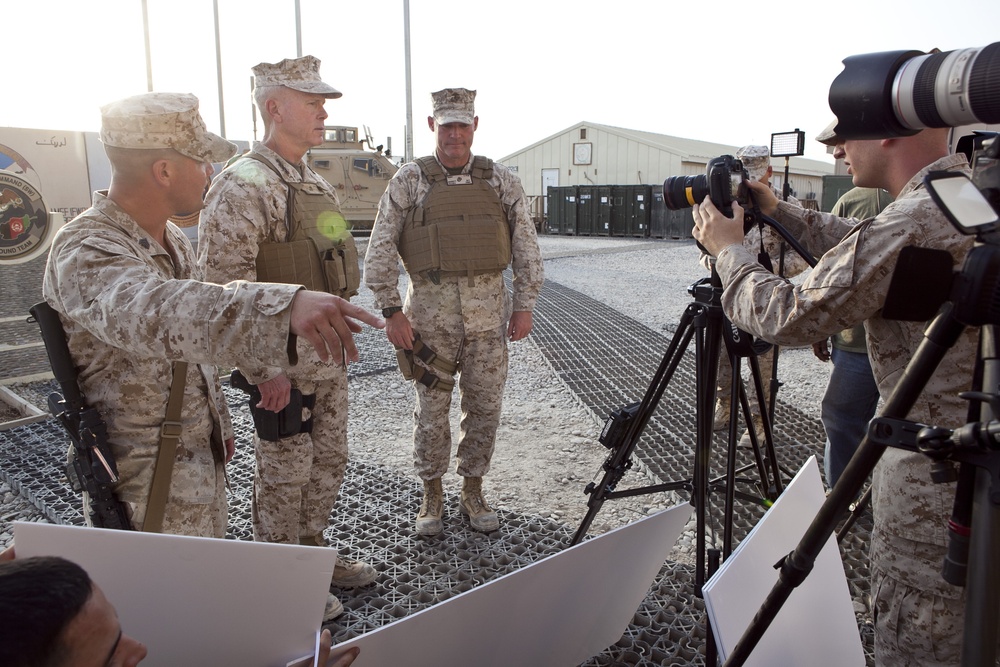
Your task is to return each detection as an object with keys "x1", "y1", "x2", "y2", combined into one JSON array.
[{"x1": 0, "y1": 556, "x2": 93, "y2": 667}]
